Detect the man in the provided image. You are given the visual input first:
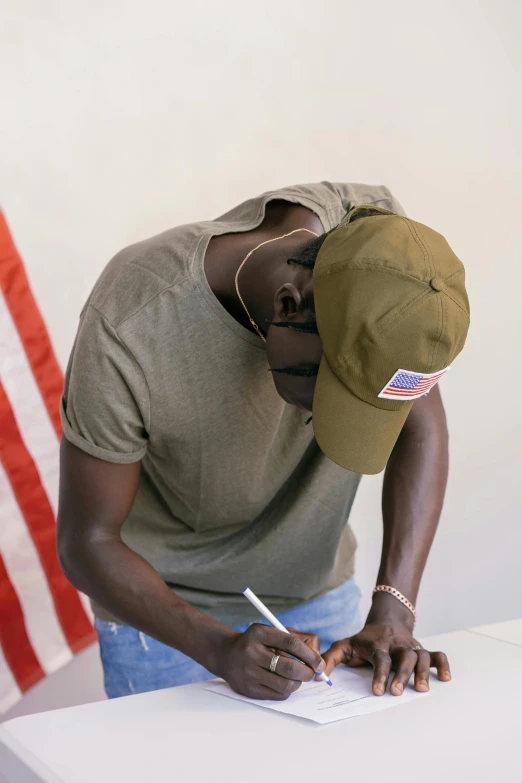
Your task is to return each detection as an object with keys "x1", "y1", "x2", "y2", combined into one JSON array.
[{"x1": 57, "y1": 181, "x2": 469, "y2": 701}]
